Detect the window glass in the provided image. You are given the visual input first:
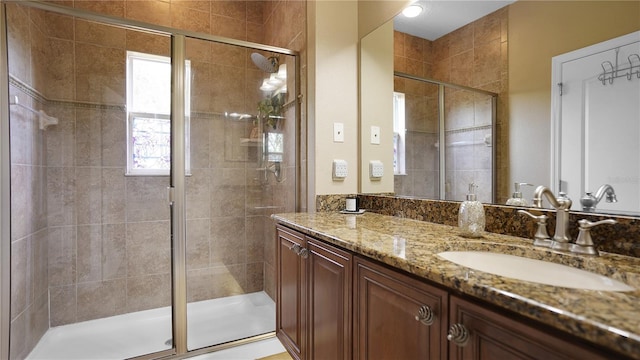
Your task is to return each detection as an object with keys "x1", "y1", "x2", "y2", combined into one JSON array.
[{"x1": 126, "y1": 51, "x2": 190, "y2": 175}]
